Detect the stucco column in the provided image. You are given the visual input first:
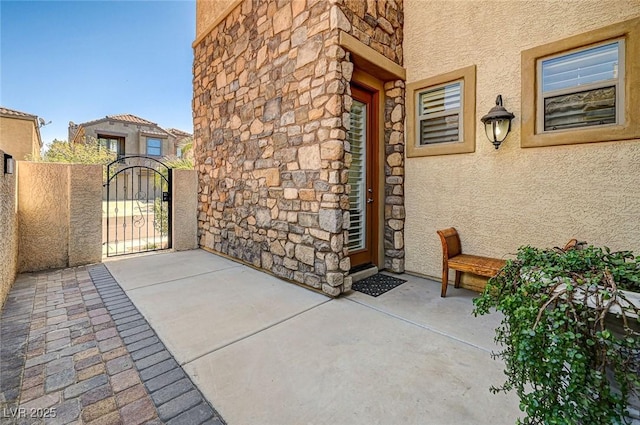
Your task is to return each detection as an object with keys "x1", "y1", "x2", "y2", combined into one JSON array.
[{"x1": 172, "y1": 169, "x2": 198, "y2": 251}]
